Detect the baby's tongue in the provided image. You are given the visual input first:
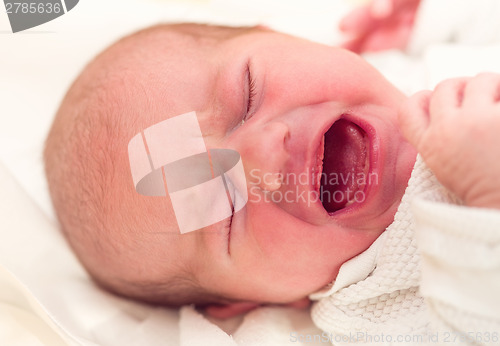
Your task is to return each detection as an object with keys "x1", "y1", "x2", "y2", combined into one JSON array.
[{"x1": 320, "y1": 119, "x2": 367, "y2": 213}]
